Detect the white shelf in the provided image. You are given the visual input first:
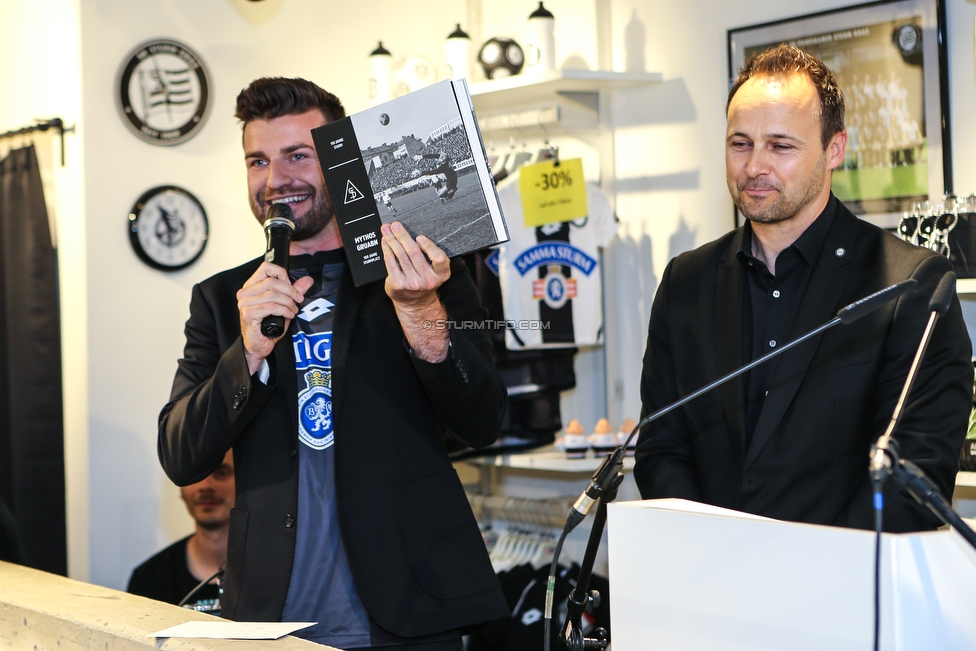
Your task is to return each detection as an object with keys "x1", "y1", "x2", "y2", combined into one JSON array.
[
  {"x1": 956, "y1": 471, "x2": 976, "y2": 488},
  {"x1": 468, "y1": 451, "x2": 972, "y2": 488},
  {"x1": 956, "y1": 278, "x2": 976, "y2": 295},
  {"x1": 462, "y1": 447, "x2": 635, "y2": 473},
  {"x1": 469, "y1": 69, "x2": 662, "y2": 113}
]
